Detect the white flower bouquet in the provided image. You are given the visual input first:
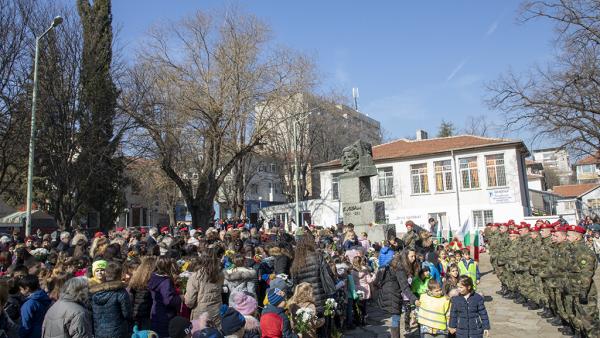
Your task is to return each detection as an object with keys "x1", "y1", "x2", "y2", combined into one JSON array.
[
  {"x1": 324, "y1": 298, "x2": 337, "y2": 317},
  {"x1": 294, "y1": 307, "x2": 315, "y2": 334}
]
